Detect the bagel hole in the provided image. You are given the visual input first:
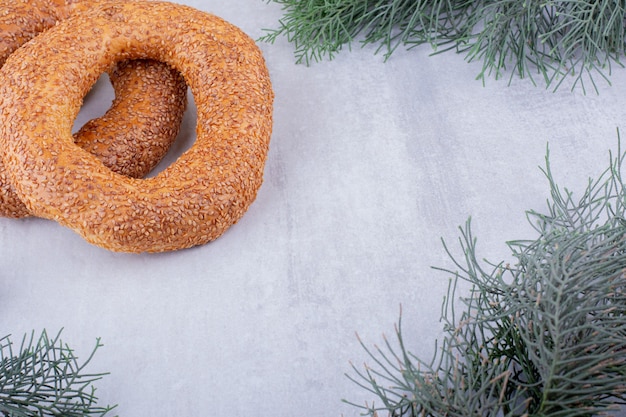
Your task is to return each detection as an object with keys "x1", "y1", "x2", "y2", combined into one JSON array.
[
  {"x1": 71, "y1": 73, "x2": 114, "y2": 134},
  {"x1": 71, "y1": 71, "x2": 197, "y2": 179}
]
